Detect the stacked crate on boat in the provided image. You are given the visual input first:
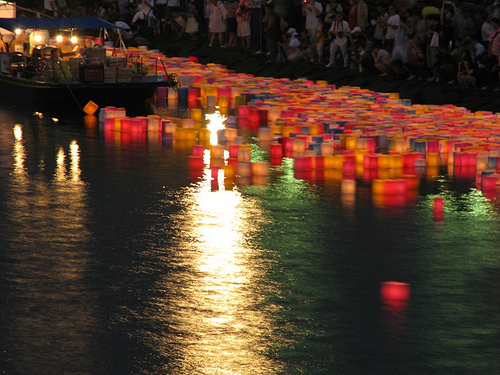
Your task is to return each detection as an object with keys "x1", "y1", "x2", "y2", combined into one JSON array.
[{"x1": 69, "y1": 57, "x2": 85, "y2": 78}]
